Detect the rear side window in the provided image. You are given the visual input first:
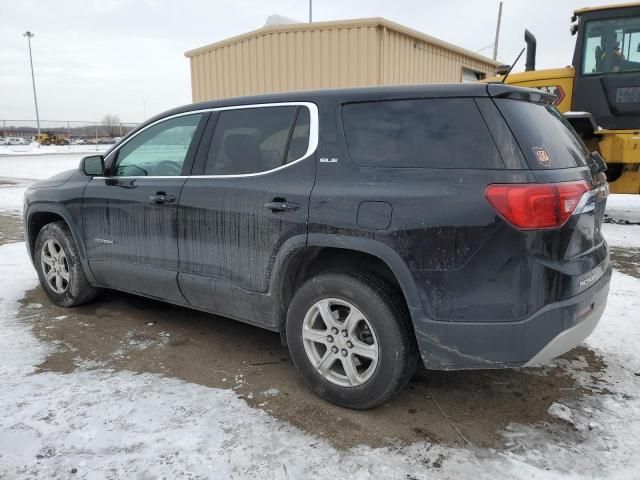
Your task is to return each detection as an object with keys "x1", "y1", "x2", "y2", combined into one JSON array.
[
  {"x1": 205, "y1": 106, "x2": 298, "y2": 175},
  {"x1": 494, "y1": 99, "x2": 589, "y2": 169},
  {"x1": 341, "y1": 98, "x2": 504, "y2": 169}
]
